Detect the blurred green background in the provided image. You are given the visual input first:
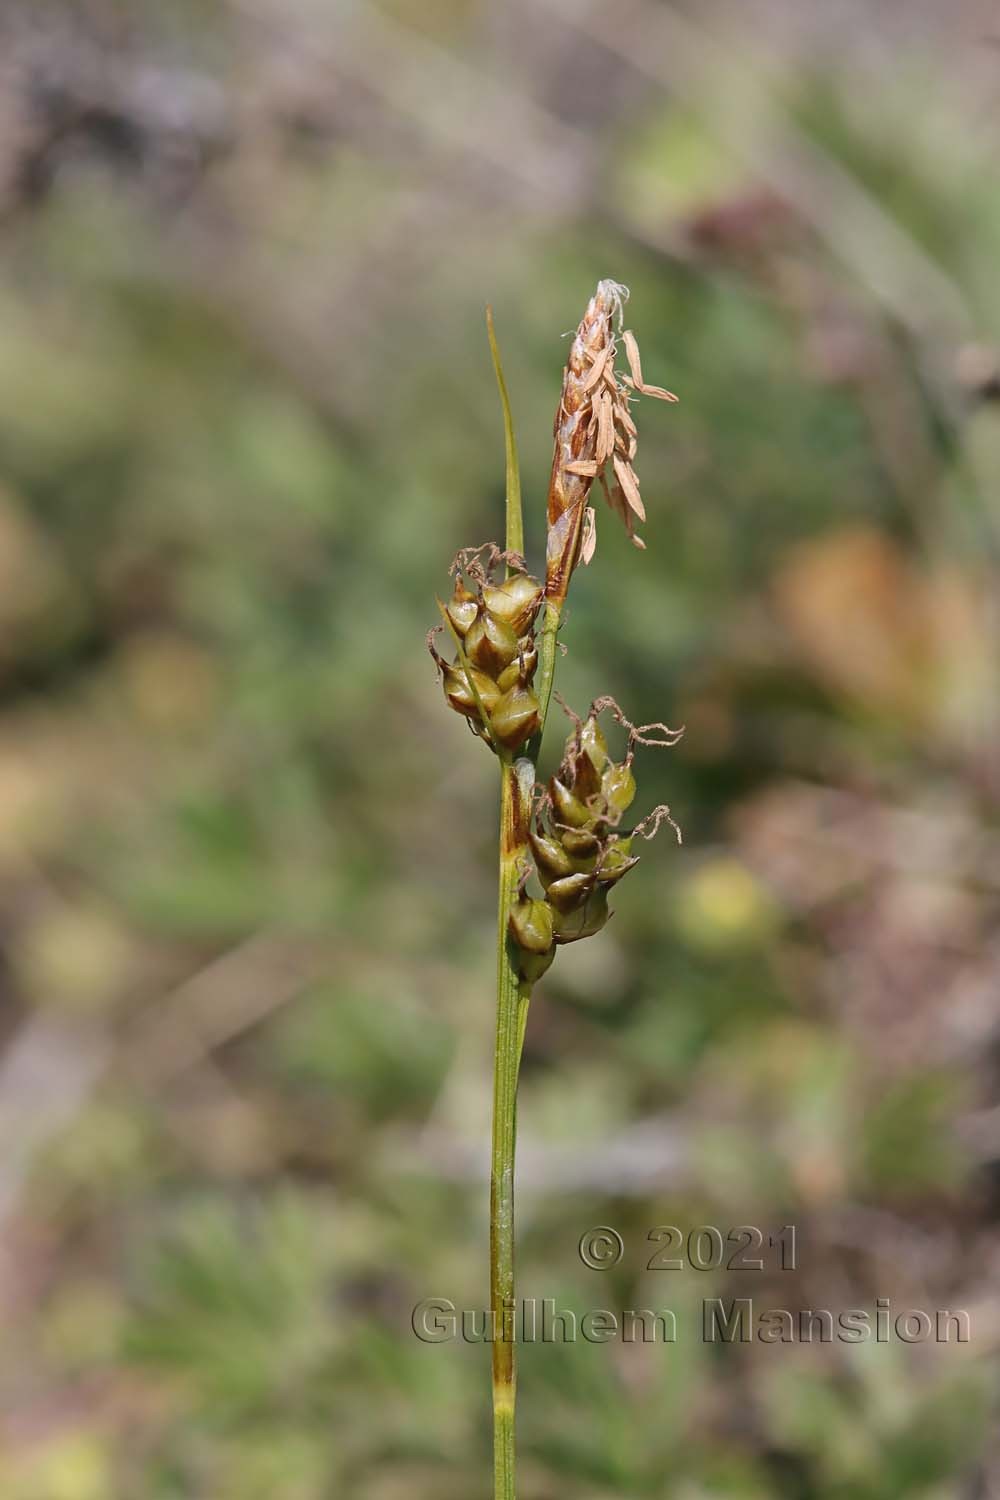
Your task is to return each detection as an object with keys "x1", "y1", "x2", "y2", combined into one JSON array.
[{"x1": 0, "y1": 1, "x2": 998, "y2": 1496}]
